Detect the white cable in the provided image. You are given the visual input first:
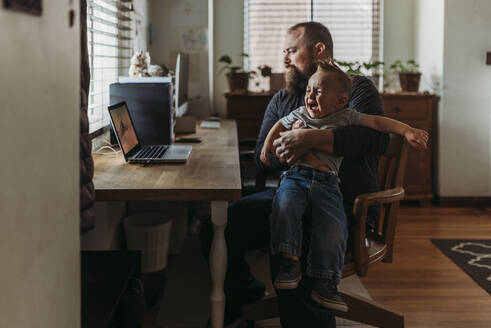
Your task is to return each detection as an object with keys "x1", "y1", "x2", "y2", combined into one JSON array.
[{"x1": 92, "y1": 145, "x2": 121, "y2": 155}]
